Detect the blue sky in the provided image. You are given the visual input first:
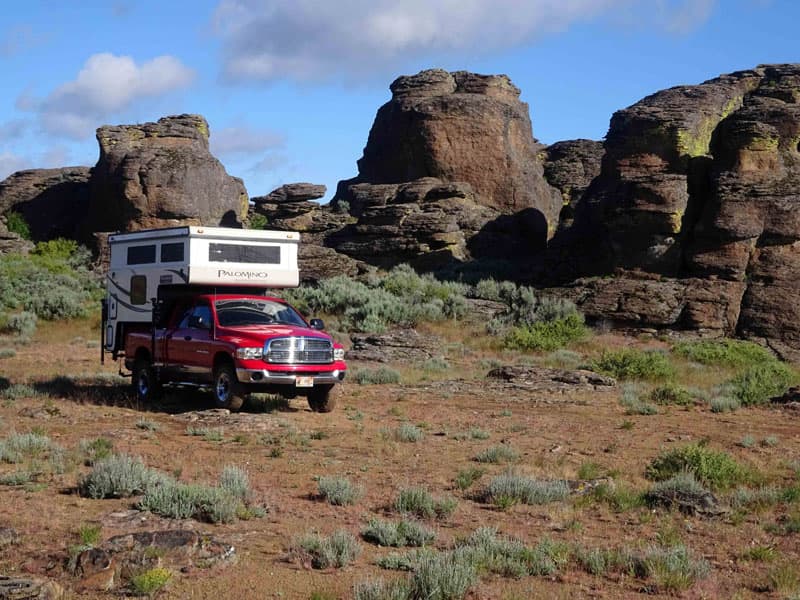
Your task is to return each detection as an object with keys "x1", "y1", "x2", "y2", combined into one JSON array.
[{"x1": 0, "y1": 0, "x2": 796, "y2": 202}]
